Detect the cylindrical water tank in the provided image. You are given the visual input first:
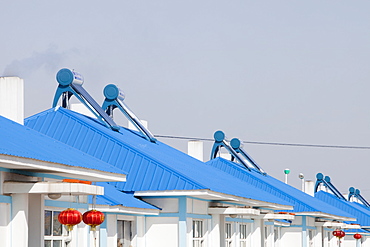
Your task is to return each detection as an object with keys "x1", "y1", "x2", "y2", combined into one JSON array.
[
  {"x1": 56, "y1": 68, "x2": 84, "y2": 86},
  {"x1": 103, "y1": 84, "x2": 125, "y2": 101}
]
